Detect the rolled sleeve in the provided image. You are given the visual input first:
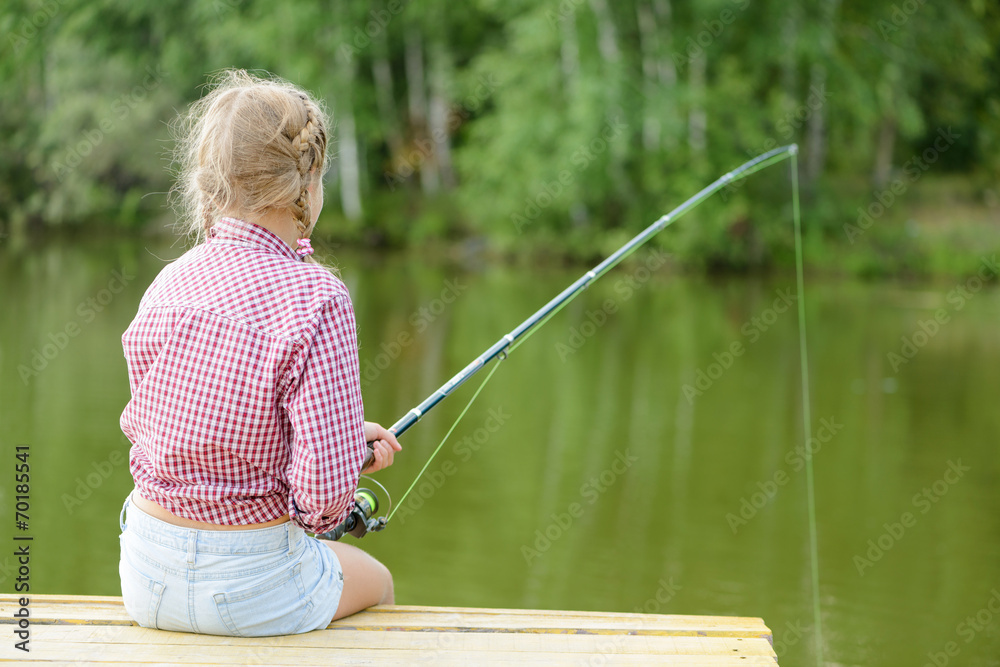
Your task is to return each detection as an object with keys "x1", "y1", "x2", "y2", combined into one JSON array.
[{"x1": 283, "y1": 294, "x2": 367, "y2": 533}]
